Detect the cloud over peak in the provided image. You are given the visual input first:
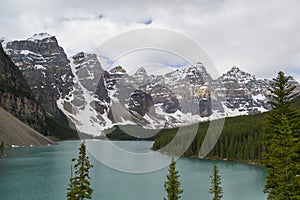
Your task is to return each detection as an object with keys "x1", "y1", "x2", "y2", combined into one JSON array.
[{"x1": 0, "y1": 0, "x2": 299, "y2": 82}]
